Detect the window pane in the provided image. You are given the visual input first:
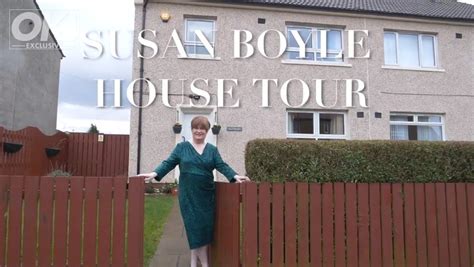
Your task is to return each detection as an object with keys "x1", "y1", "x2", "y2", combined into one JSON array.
[
  {"x1": 384, "y1": 32, "x2": 397, "y2": 65},
  {"x1": 418, "y1": 115, "x2": 441, "y2": 122},
  {"x1": 328, "y1": 30, "x2": 342, "y2": 50},
  {"x1": 399, "y1": 34, "x2": 419, "y2": 67},
  {"x1": 390, "y1": 115, "x2": 414, "y2": 122},
  {"x1": 319, "y1": 114, "x2": 344, "y2": 135},
  {"x1": 186, "y1": 20, "x2": 214, "y2": 42},
  {"x1": 288, "y1": 27, "x2": 312, "y2": 48},
  {"x1": 421, "y1": 36, "x2": 435, "y2": 67},
  {"x1": 316, "y1": 30, "x2": 342, "y2": 51},
  {"x1": 417, "y1": 126, "x2": 442, "y2": 141},
  {"x1": 184, "y1": 45, "x2": 211, "y2": 56},
  {"x1": 287, "y1": 51, "x2": 315, "y2": 60},
  {"x1": 289, "y1": 113, "x2": 314, "y2": 134},
  {"x1": 390, "y1": 125, "x2": 408, "y2": 140}
]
